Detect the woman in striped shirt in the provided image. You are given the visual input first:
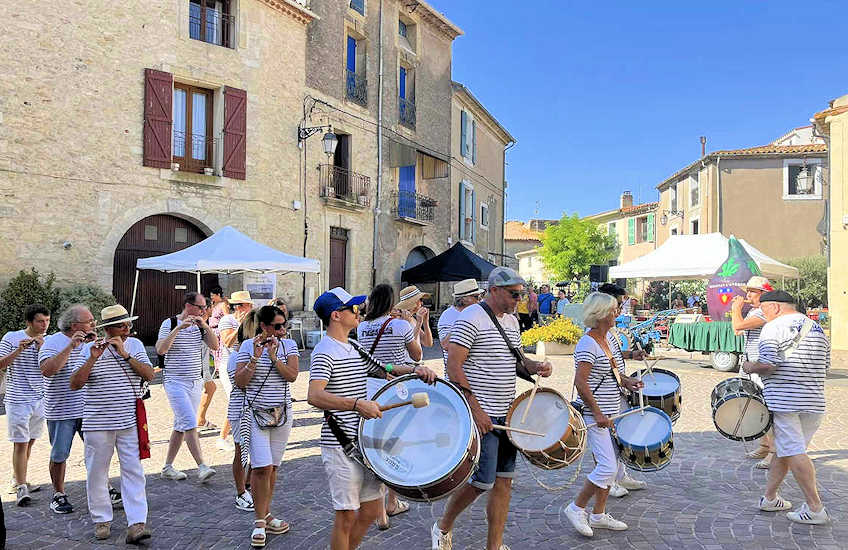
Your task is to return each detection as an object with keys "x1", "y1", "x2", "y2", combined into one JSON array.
[
  {"x1": 566, "y1": 292, "x2": 643, "y2": 538},
  {"x1": 235, "y1": 305, "x2": 299, "y2": 547}
]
